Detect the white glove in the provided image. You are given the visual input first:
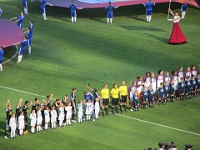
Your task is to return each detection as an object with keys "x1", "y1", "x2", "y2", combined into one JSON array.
[{"x1": 168, "y1": 19, "x2": 173, "y2": 21}]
